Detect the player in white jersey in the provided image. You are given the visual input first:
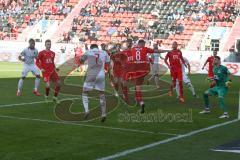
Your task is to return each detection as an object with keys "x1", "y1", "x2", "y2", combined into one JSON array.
[
  {"x1": 80, "y1": 44, "x2": 110, "y2": 122},
  {"x1": 17, "y1": 39, "x2": 41, "y2": 96},
  {"x1": 147, "y1": 43, "x2": 165, "y2": 88},
  {"x1": 176, "y1": 57, "x2": 197, "y2": 98}
]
